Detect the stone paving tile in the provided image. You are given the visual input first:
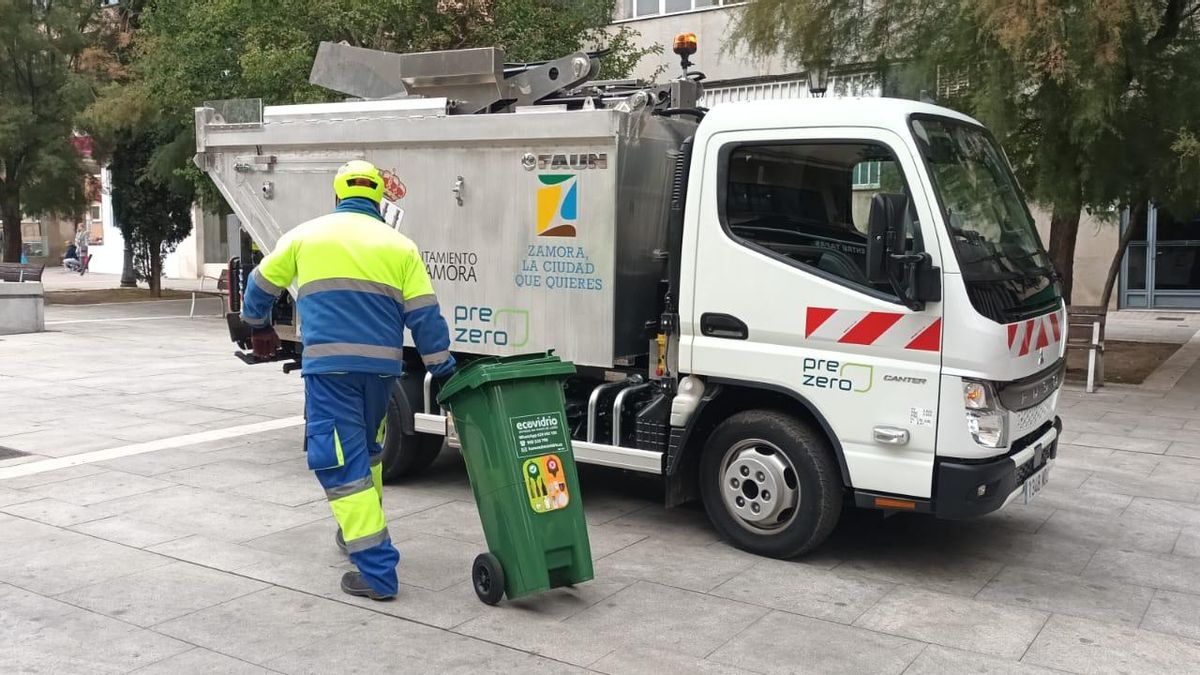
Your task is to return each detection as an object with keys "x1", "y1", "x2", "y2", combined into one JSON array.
[
  {"x1": 226, "y1": 472, "x2": 325, "y2": 507},
  {"x1": 0, "y1": 463, "x2": 108, "y2": 489},
  {"x1": 1100, "y1": 411, "x2": 1186, "y2": 430},
  {"x1": 710, "y1": 557, "x2": 894, "y2": 624},
  {"x1": 154, "y1": 586, "x2": 376, "y2": 666},
  {"x1": 266, "y1": 613, "x2": 585, "y2": 675},
  {"x1": 149, "y1": 534, "x2": 286, "y2": 572},
  {"x1": 0, "y1": 582, "x2": 192, "y2": 675},
  {"x1": 595, "y1": 538, "x2": 756, "y2": 593},
  {"x1": 234, "y1": 554, "x2": 354, "y2": 599},
  {"x1": 902, "y1": 645, "x2": 1059, "y2": 675},
  {"x1": 0, "y1": 484, "x2": 37, "y2": 508},
  {"x1": 56, "y1": 560, "x2": 268, "y2": 627},
  {"x1": 591, "y1": 647, "x2": 758, "y2": 675},
  {"x1": 709, "y1": 610, "x2": 925, "y2": 675},
  {"x1": 98, "y1": 484, "x2": 325, "y2": 542},
  {"x1": 1147, "y1": 455, "x2": 1200, "y2": 484},
  {"x1": 1129, "y1": 426, "x2": 1200, "y2": 444},
  {"x1": 599, "y1": 502, "x2": 722, "y2": 546},
  {"x1": 159, "y1": 459, "x2": 298, "y2": 491},
  {"x1": 976, "y1": 565, "x2": 1154, "y2": 628},
  {"x1": 0, "y1": 536, "x2": 175, "y2": 597},
  {"x1": 965, "y1": 529, "x2": 1100, "y2": 576},
  {"x1": 1140, "y1": 590, "x2": 1200, "y2": 642},
  {"x1": 457, "y1": 580, "x2": 768, "y2": 667},
  {"x1": 68, "y1": 514, "x2": 188, "y2": 549},
  {"x1": 1083, "y1": 547, "x2": 1200, "y2": 595},
  {"x1": 0, "y1": 428, "x2": 128, "y2": 457},
  {"x1": 1023, "y1": 613, "x2": 1200, "y2": 674},
  {"x1": 0, "y1": 497, "x2": 121, "y2": 528},
  {"x1": 1175, "y1": 529, "x2": 1200, "y2": 558},
  {"x1": 94, "y1": 446, "x2": 233, "y2": 476},
  {"x1": 392, "y1": 499, "x2": 487, "y2": 545},
  {"x1": 1071, "y1": 433, "x2": 1171, "y2": 455},
  {"x1": 854, "y1": 586, "x2": 1048, "y2": 659},
  {"x1": 582, "y1": 522, "x2": 648, "y2": 559},
  {"x1": 332, "y1": 578, "x2": 488, "y2": 630},
  {"x1": 0, "y1": 512, "x2": 93, "y2": 558},
  {"x1": 1079, "y1": 472, "x2": 1199, "y2": 502},
  {"x1": 130, "y1": 647, "x2": 276, "y2": 675},
  {"x1": 1167, "y1": 442, "x2": 1200, "y2": 459},
  {"x1": 24, "y1": 469, "x2": 174, "y2": 506},
  {"x1": 833, "y1": 549, "x2": 1005, "y2": 598},
  {"x1": 1036, "y1": 510, "x2": 1180, "y2": 554},
  {"x1": 243, "y1": 519, "x2": 351, "y2": 568},
  {"x1": 1053, "y1": 444, "x2": 1159, "y2": 477},
  {"x1": 1122, "y1": 497, "x2": 1200, "y2": 529}
]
